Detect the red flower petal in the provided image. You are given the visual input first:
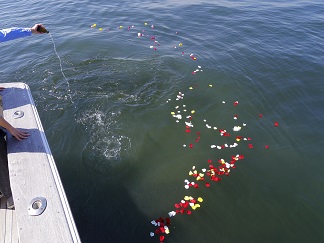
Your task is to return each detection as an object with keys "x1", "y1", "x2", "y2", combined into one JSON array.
[
  {"x1": 265, "y1": 145, "x2": 270, "y2": 149},
  {"x1": 187, "y1": 210, "x2": 192, "y2": 215},
  {"x1": 259, "y1": 114, "x2": 263, "y2": 118},
  {"x1": 166, "y1": 218, "x2": 171, "y2": 225},
  {"x1": 274, "y1": 121, "x2": 279, "y2": 127},
  {"x1": 208, "y1": 159, "x2": 212, "y2": 163},
  {"x1": 205, "y1": 182, "x2": 211, "y2": 187},
  {"x1": 175, "y1": 203, "x2": 180, "y2": 208},
  {"x1": 183, "y1": 202, "x2": 189, "y2": 208},
  {"x1": 248, "y1": 144, "x2": 254, "y2": 149},
  {"x1": 234, "y1": 101, "x2": 239, "y2": 106},
  {"x1": 160, "y1": 235, "x2": 165, "y2": 242},
  {"x1": 190, "y1": 199, "x2": 196, "y2": 203},
  {"x1": 194, "y1": 183, "x2": 199, "y2": 188},
  {"x1": 160, "y1": 227, "x2": 165, "y2": 233},
  {"x1": 189, "y1": 144, "x2": 193, "y2": 149}
]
